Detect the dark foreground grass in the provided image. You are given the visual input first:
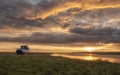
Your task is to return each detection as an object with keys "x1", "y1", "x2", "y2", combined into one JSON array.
[{"x1": 0, "y1": 53, "x2": 120, "y2": 75}]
